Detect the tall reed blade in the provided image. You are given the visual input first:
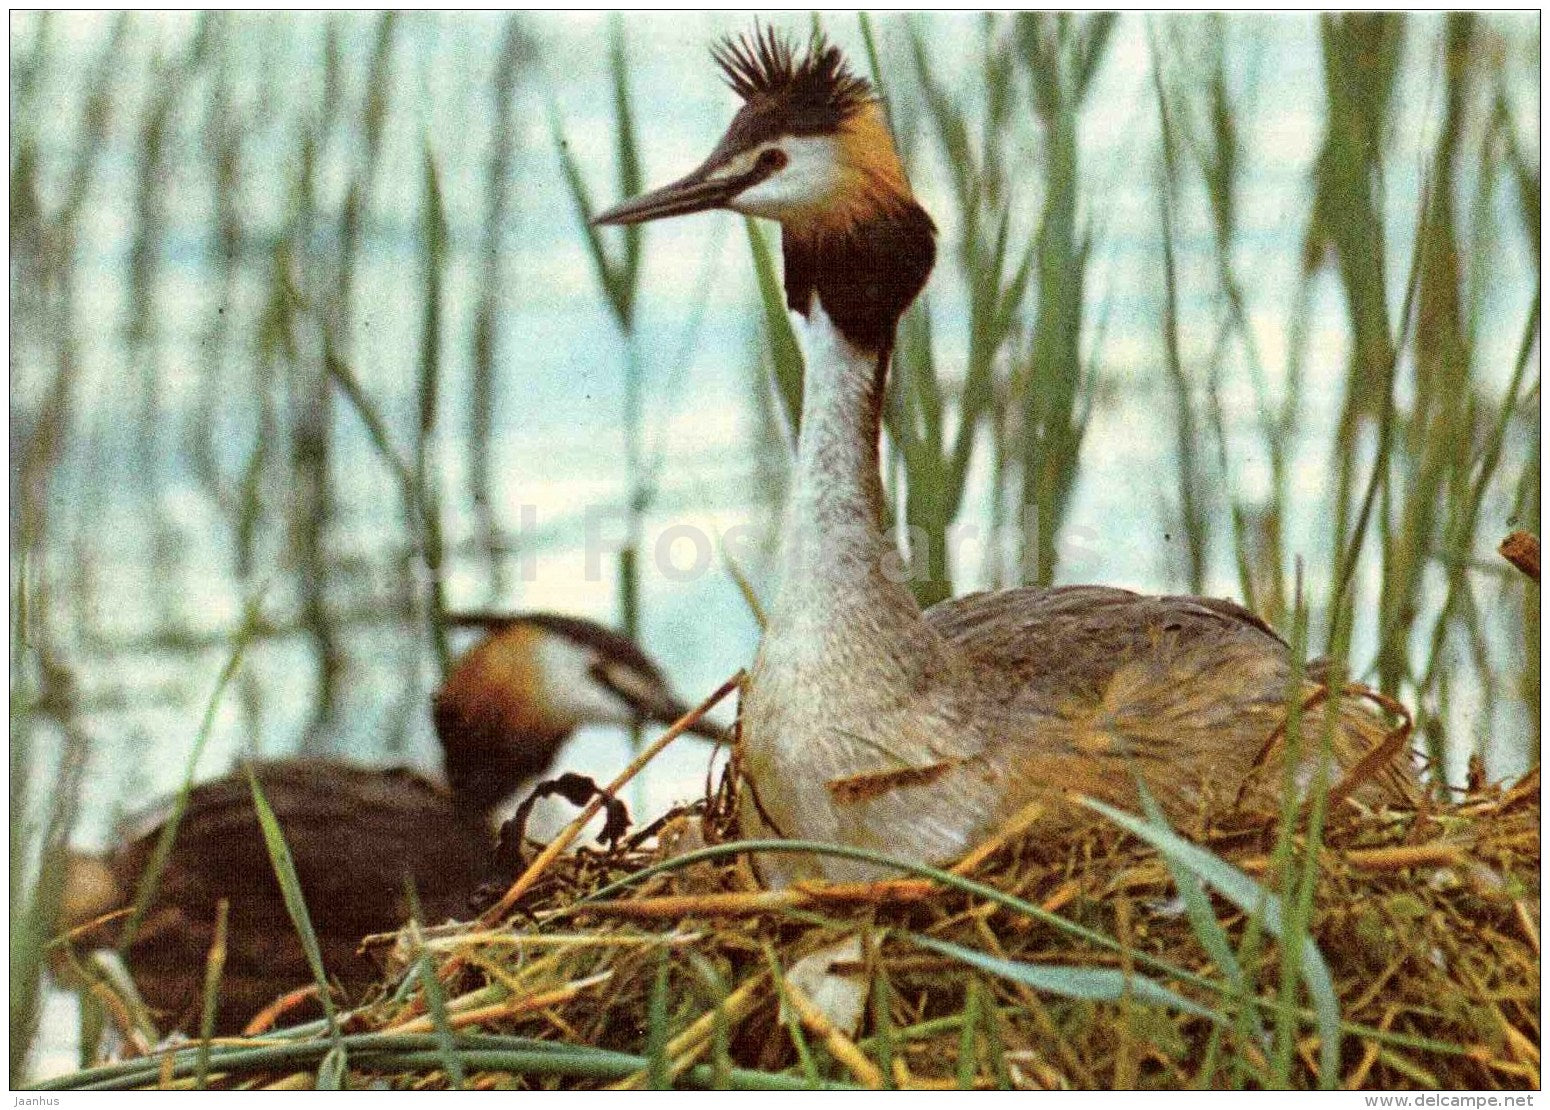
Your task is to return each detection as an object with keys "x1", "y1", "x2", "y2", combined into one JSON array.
[
  {"x1": 120, "y1": 594, "x2": 266, "y2": 953},
  {"x1": 244, "y1": 766, "x2": 343, "y2": 1055},
  {"x1": 419, "y1": 140, "x2": 452, "y2": 674},
  {"x1": 1012, "y1": 12, "x2": 1112, "y2": 587}
]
